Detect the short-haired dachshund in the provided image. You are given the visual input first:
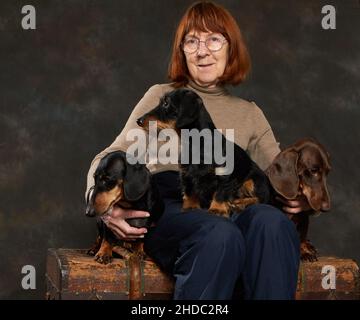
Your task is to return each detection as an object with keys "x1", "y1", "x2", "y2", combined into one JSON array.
[
  {"x1": 85, "y1": 150, "x2": 164, "y2": 264},
  {"x1": 266, "y1": 138, "x2": 331, "y2": 261}
]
